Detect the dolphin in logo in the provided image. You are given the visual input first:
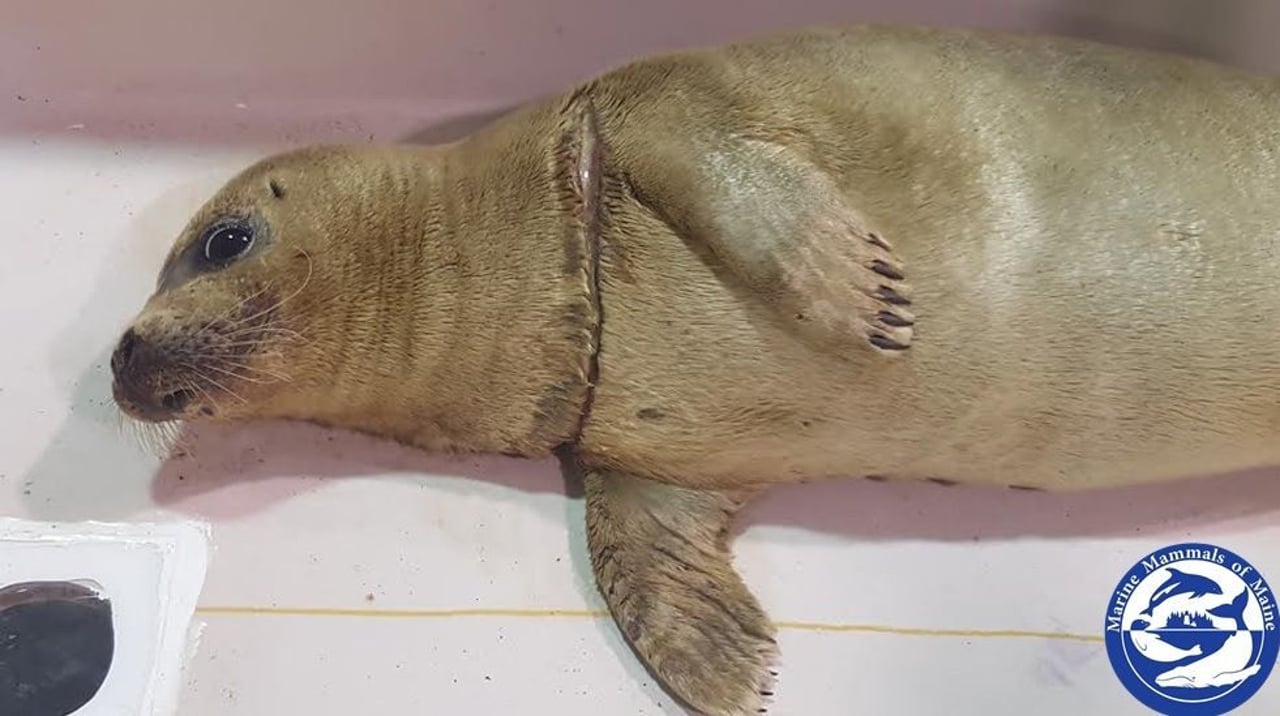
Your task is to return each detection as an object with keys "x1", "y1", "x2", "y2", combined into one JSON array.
[{"x1": 1141, "y1": 568, "x2": 1224, "y2": 617}]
